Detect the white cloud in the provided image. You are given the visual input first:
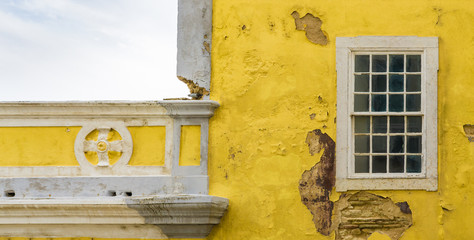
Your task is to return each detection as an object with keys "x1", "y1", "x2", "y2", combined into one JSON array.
[{"x1": 0, "y1": 0, "x2": 187, "y2": 100}]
